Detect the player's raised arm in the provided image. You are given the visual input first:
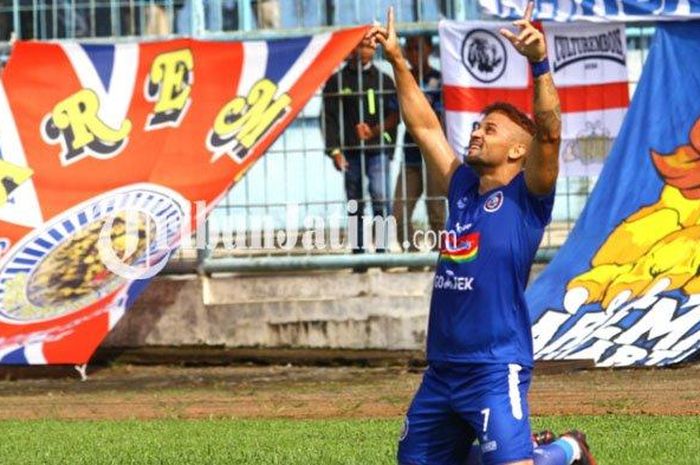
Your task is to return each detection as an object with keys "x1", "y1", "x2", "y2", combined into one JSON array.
[
  {"x1": 500, "y1": 2, "x2": 561, "y2": 195},
  {"x1": 365, "y1": 8, "x2": 460, "y2": 192}
]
